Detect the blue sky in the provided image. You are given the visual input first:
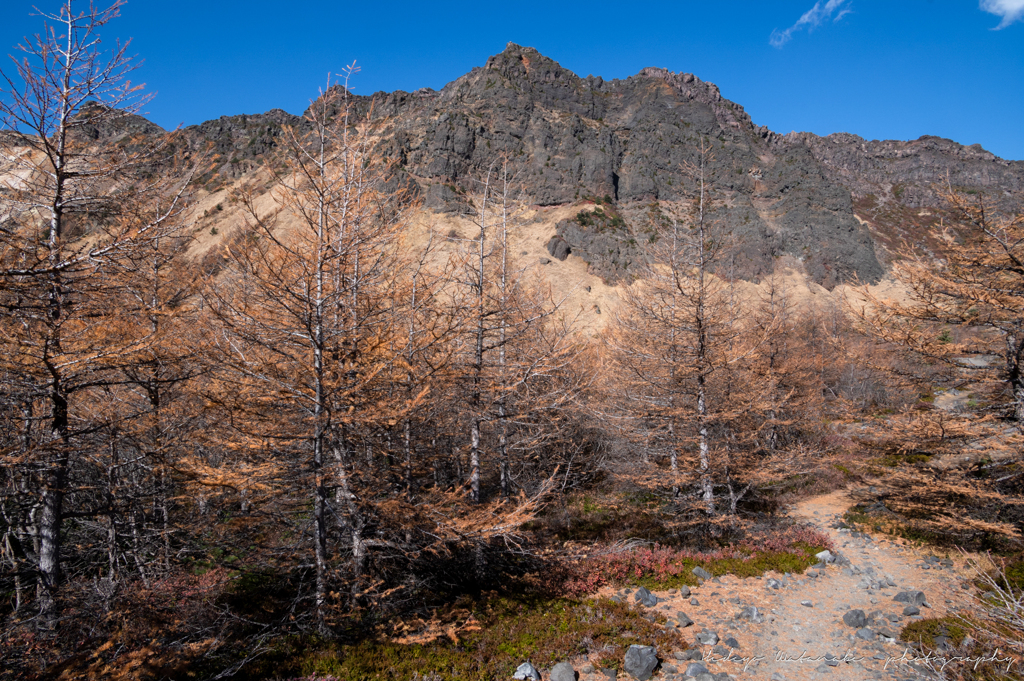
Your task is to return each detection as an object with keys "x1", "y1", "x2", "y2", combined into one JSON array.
[{"x1": 2, "y1": 0, "x2": 1023, "y2": 159}]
